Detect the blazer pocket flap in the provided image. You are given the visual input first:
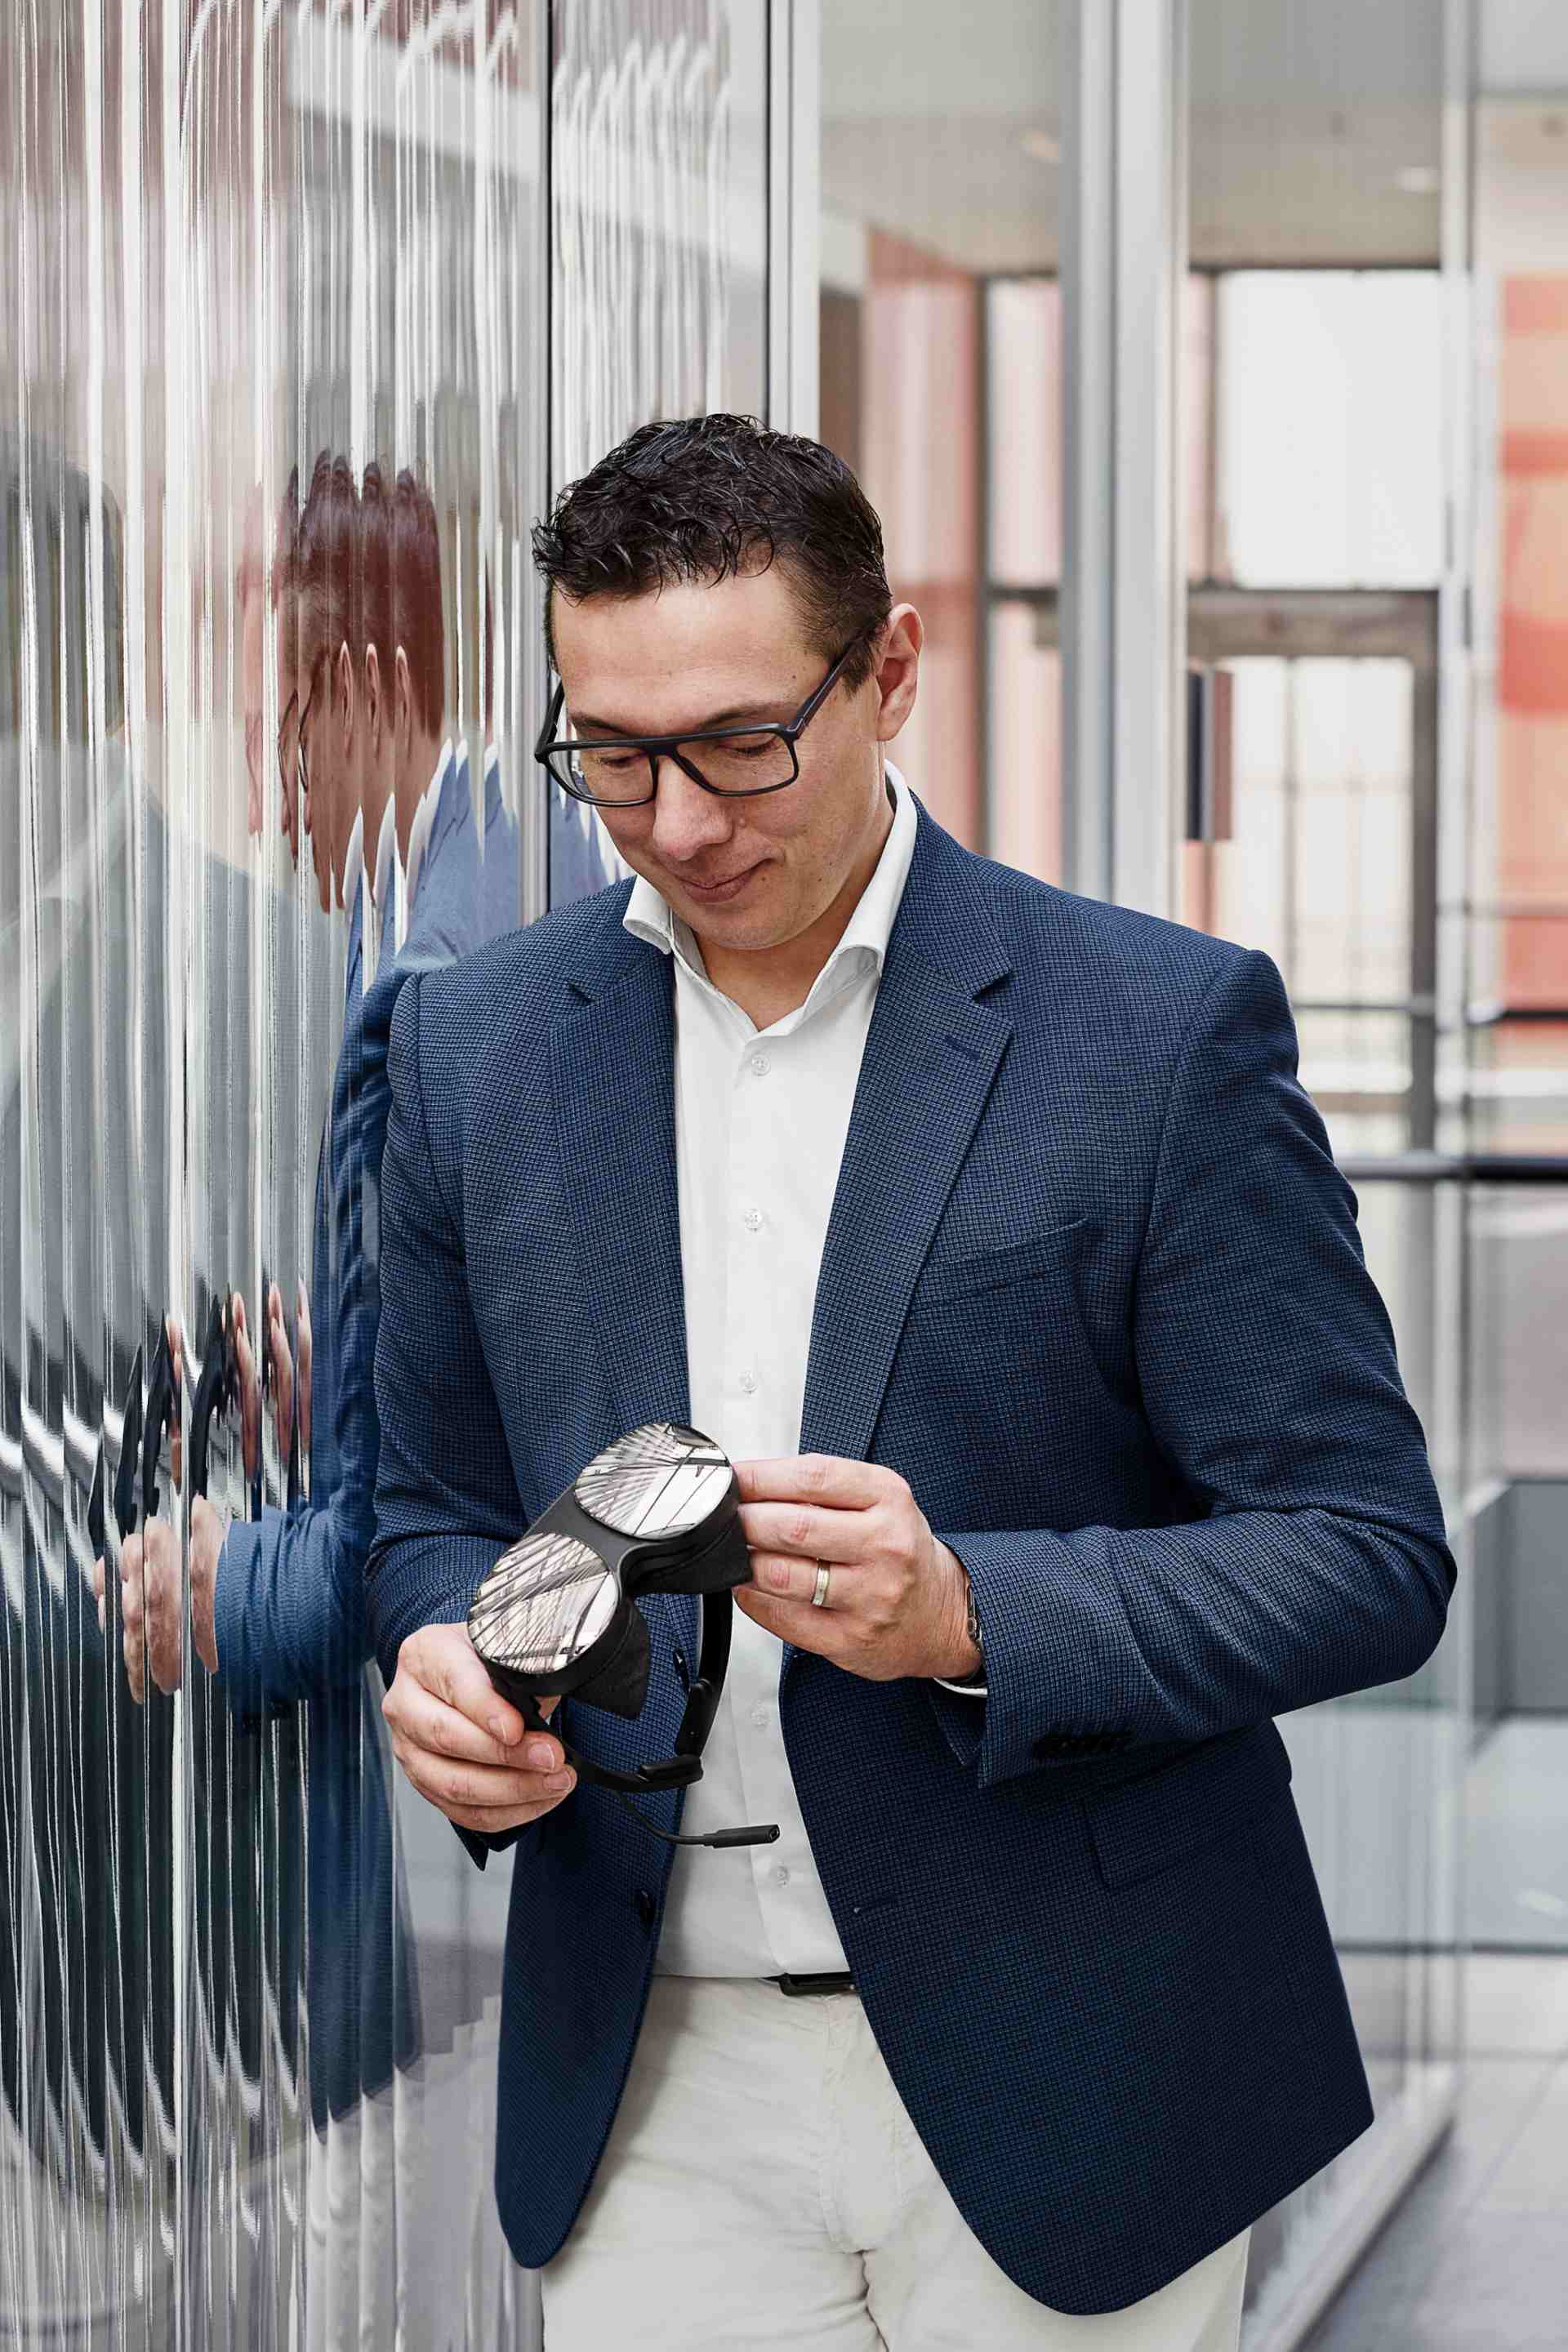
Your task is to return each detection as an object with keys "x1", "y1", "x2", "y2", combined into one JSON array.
[
  {"x1": 920, "y1": 1214, "x2": 1090, "y2": 1304},
  {"x1": 1086, "y1": 1721, "x2": 1294, "y2": 1891}
]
